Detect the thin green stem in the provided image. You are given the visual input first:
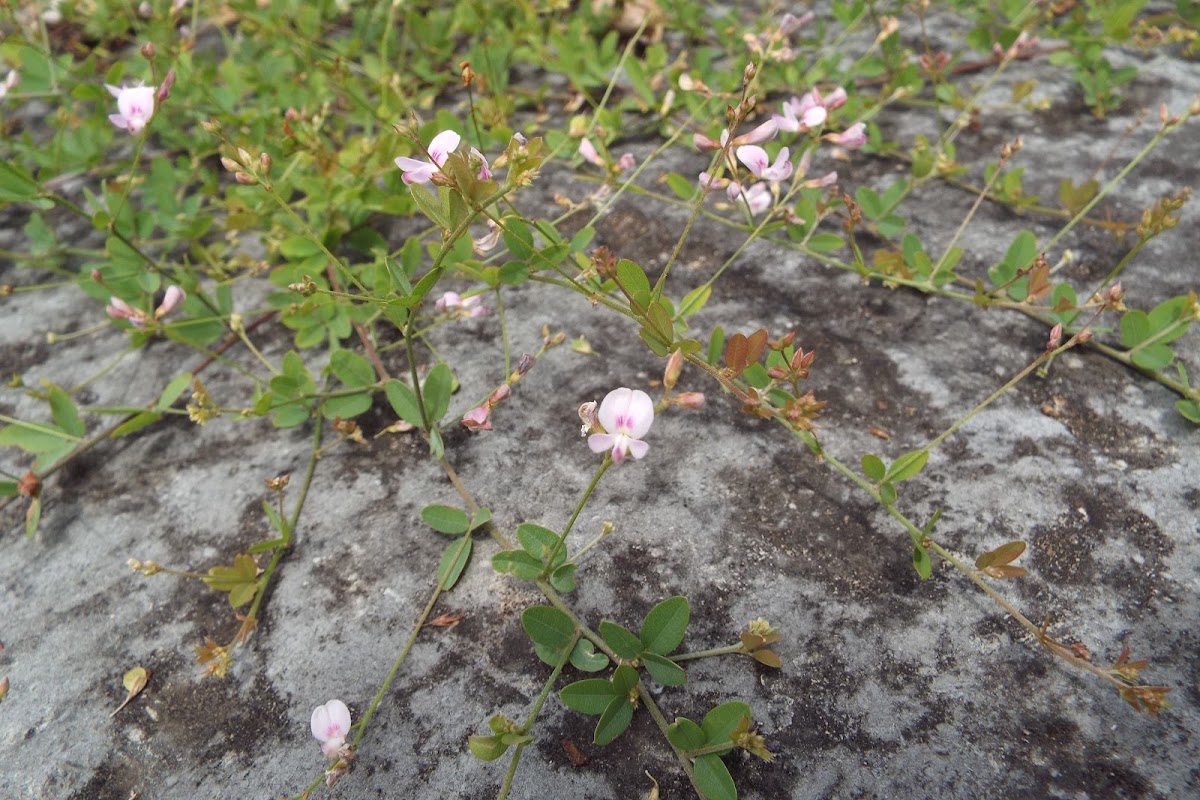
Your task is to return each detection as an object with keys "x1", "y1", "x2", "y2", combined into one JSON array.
[
  {"x1": 495, "y1": 631, "x2": 580, "y2": 800},
  {"x1": 542, "y1": 457, "x2": 610, "y2": 577},
  {"x1": 670, "y1": 643, "x2": 743, "y2": 662}
]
